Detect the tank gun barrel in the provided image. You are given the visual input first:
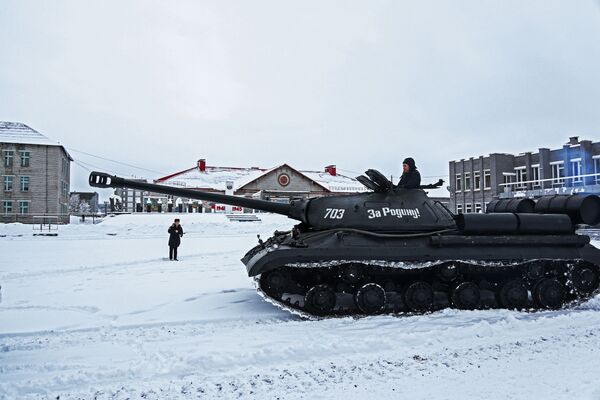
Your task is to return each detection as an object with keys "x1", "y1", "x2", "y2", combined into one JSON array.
[{"x1": 89, "y1": 171, "x2": 308, "y2": 221}]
